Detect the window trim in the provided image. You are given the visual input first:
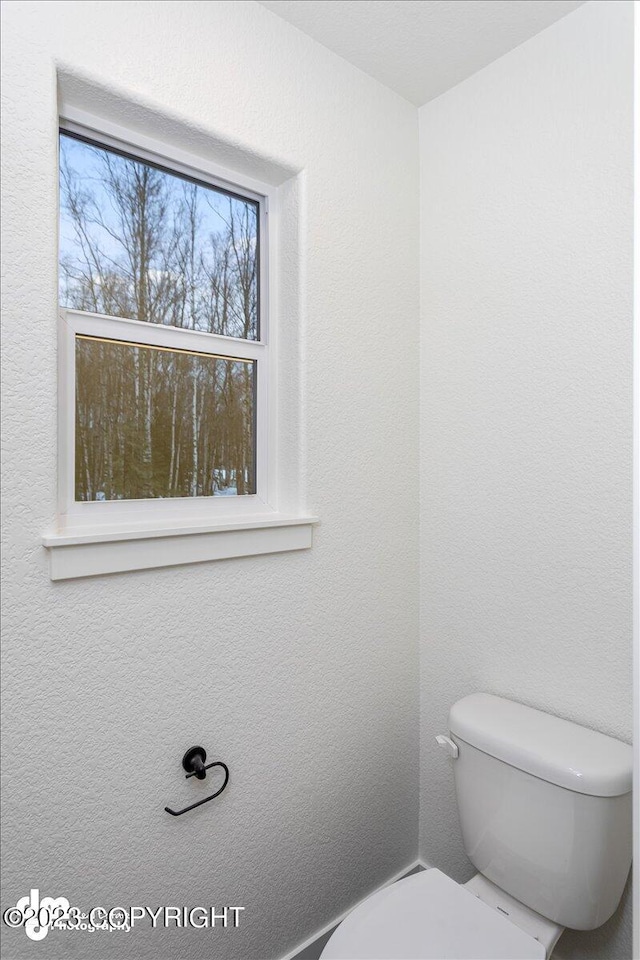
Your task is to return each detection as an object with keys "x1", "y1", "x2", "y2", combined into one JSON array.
[
  {"x1": 43, "y1": 107, "x2": 317, "y2": 578},
  {"x1": 43, "y1": 517, "x2": 317, "y2": 581}
]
